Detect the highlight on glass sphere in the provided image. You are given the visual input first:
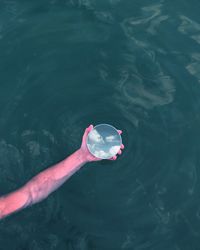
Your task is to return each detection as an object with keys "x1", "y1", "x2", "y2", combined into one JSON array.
[{"x1": 86, "y1": 124, "x2": 122, "y2": 159}]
